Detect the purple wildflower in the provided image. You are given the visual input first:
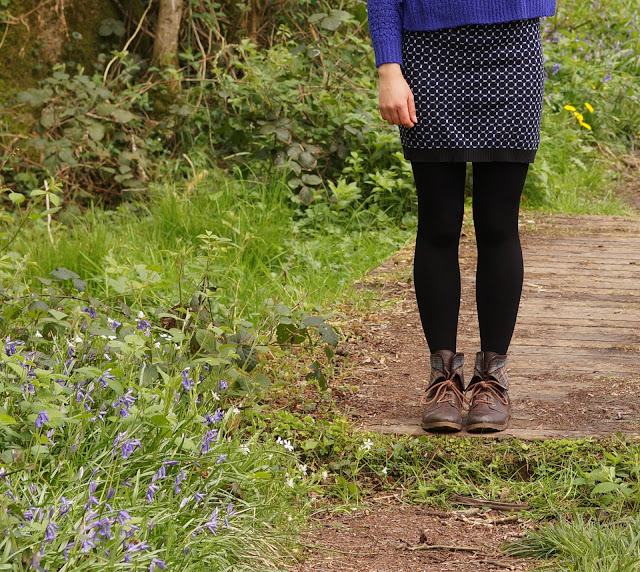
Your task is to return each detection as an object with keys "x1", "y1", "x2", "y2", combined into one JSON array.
[
  {"x1": 120, "y1": 439, "x2": 141, "y2": 459},
  {"x1": 603, "y1": 73, "x2": 612, "y2": 82},
  {"x1": 200, "y1": 429, "x2": 218, "y2": 455},
  {"x1": 98, "y1": 369, "x2": 115, "y2": 388},
  {"x1": 551, "y1": 63, "x2": 561, "y2": 75},
  {"x1": 80, "y1": 537, "x2": 96, "y2": 553},
  {"x1": 219, "y1": 380, "x2": 228, "y2": 390},
  {"x1": 84, "y1": 495, "x2": 99, "y2": 510},
  {"x1": 35, "y1": 410, "x2": 50, "y2": 429},
  {"x1": 109, "y1": 319, "x2": 121, "y2": 333},
  {"x1": 95, "y1": 517, "x2": 112, "y2": 539},
  {"x1": 44, "y1": 522, "x2": 58, "y2": 542},
  {"x1": 216, "y1": 454, "x2": 227, "y2": 465},
  {"x1": 194, "y1": 492, "x2": 205, "y2": 503},
  {"x1": 181, "y1": 369, "x2": 194, "y2": 391},
  {"x1": 204, "y1": 408, "x2": 224, "y2": 425},
  {"x1": 146, "y1": 483, "x2": 159, "y2": 503},
  {"x1": 46, "y1": 428, "x2": 56, "y2": 447},
  {"x1": 4, "y1": 336, "x2": 24, "y2": 356},
  {"x1": 21, "y1": 383, "x2": 35, "y2": 395},
  {"x1": 174, "y1": 470, "x2": 185, "y2": 494},
  {"x1": 127, "y1": 541, "x2": 149, "y2": 553},
  {"x1": 117, "y1": 510, "x2": 131, "y2": 525},
  {"x1": 113, "y1": 390, "x2": 136, "y2": 418},
  {"x1": 59, "y1": 496, "x2": 72, "y2": 516},
  {"x1": 205, "y1": 508, "x2": 218, "y2": 535},
  {"x1": 82, "y1": 307, "x2": 98, "y2": 318},
  {"x1": 137, "y1": 320, "x2": 152, "y2": 337},
  {"x1": 150, "y1": 558, "x2": 167, "y2": 571}
]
